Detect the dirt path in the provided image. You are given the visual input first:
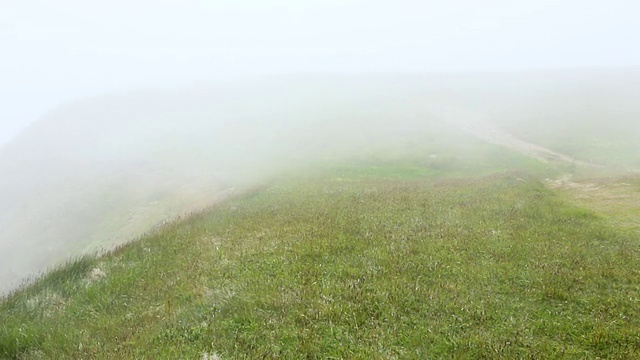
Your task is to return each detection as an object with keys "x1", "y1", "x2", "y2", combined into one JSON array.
[
  {"x1": 440, "y1": 107, "x2": 607, "y2": 190},
  {"x1": 440, "y1": 107, "x2": 639, "y2": 234},
  {"x1": 459, "y1": 118, "x2": 583, "y2": 164},
  {"x1": 435, "y1": 106, "x2": 596, "y2": 166}
]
